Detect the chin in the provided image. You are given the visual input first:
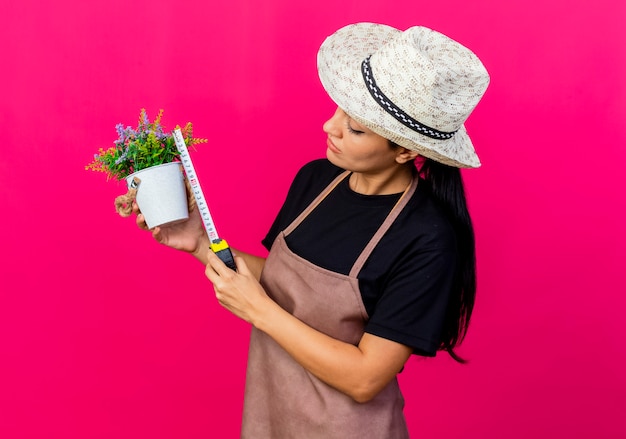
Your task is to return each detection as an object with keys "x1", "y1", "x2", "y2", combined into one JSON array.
[{"x1": 326, "y1": 150, "x2": 345, "y2": 169}]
